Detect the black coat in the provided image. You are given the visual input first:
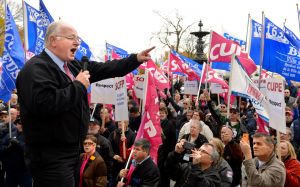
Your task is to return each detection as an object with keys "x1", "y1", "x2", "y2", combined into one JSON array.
[
  {"x1": 129, "y1": 157, "x2": 160, "y2": 187},
  {"x1": 16, "y1": 50, "x2": 141, "y2": 147}
]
